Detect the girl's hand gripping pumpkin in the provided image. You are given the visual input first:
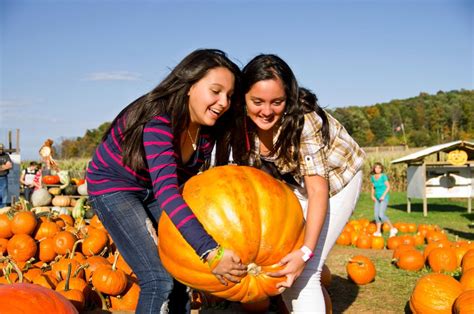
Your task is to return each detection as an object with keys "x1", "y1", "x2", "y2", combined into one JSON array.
[
  {"x1": 207, "y1": 248, "x2": 247, "y2": 285},
  {"x1": 266, "y1": 249, "x2": 307, "y2": 291}
]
